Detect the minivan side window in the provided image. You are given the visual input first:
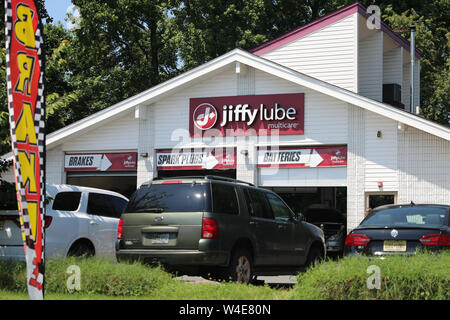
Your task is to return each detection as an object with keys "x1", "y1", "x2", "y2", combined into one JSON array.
[
  {"x1": 265, "y1": 192, "x2": 292, "y2": 222},
  {"x1": 243, "y1": 188, "x2": 274, "y2": 220},
  {"x1": 52, "y1": 192, "x2": 81, "y2": 211},
  {"x1": 87, "y1": 193, "x2": 127, "y2": 218},
  {"x1": 212, "y1": 183, "x2": 239, "y2": 215}
]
